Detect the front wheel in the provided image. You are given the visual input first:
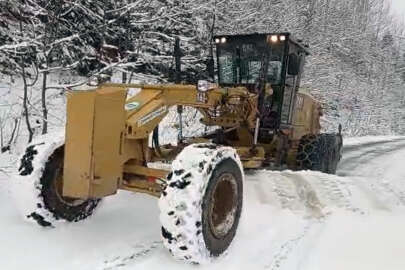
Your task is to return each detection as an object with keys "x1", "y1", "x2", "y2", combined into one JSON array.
[
  {"x1": 159, "y1": 144, "x2": 244, "y2": 264},
  {"x1": 18, "y1": 133, "x2": 100, "y2": 227}
]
